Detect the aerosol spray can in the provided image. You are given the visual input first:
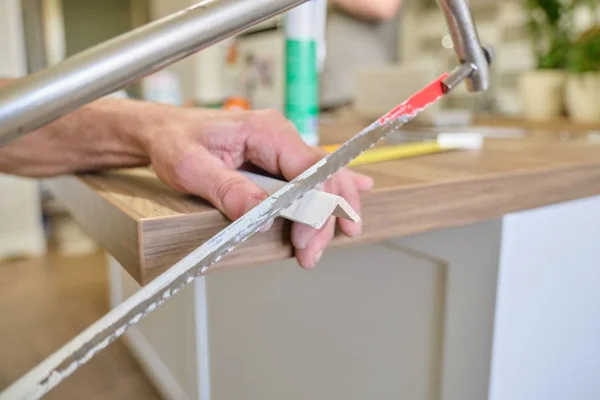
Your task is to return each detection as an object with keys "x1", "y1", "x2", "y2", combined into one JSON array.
[{"x1": 285, "y1": 0, "x2": 327, "y2": 146}]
